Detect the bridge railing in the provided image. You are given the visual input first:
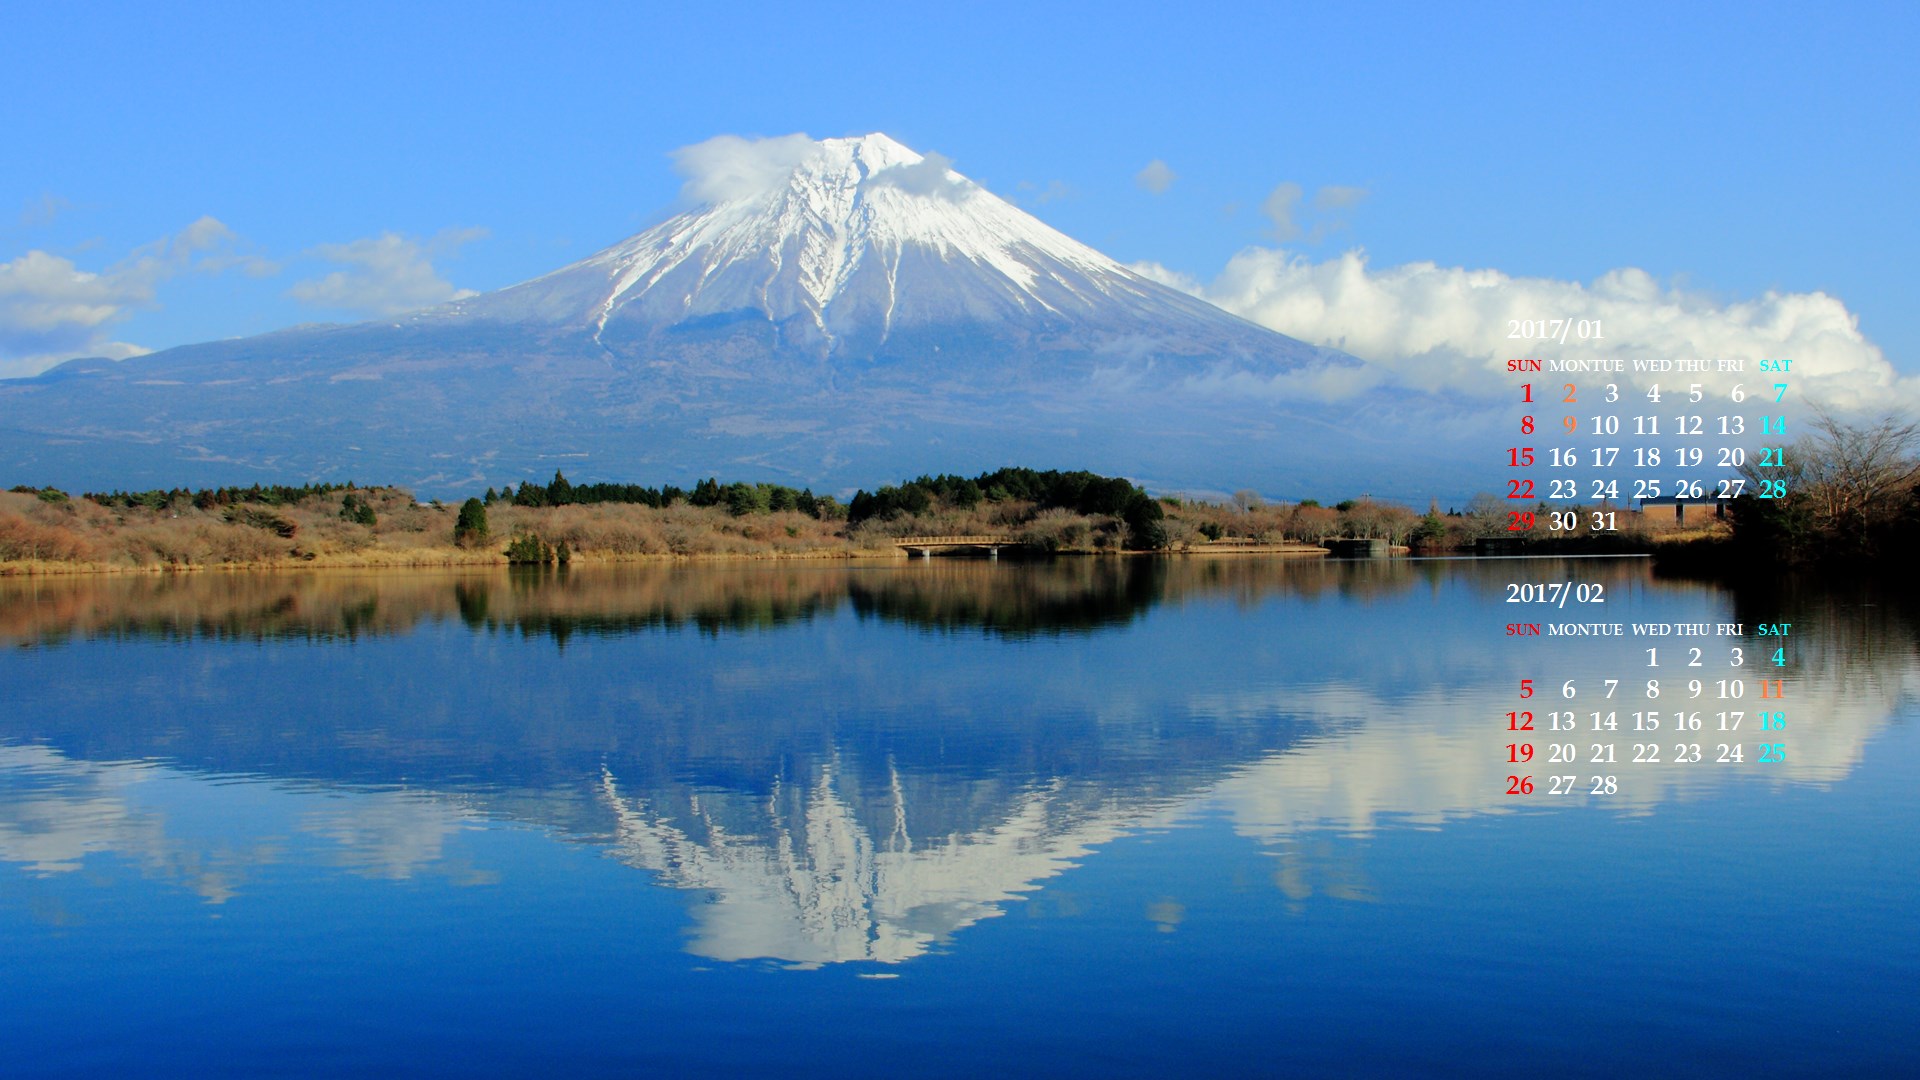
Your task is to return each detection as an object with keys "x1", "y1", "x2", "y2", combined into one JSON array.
[{"x1": 894, "y1": 535, "x2": 1014, "y2": 546}]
